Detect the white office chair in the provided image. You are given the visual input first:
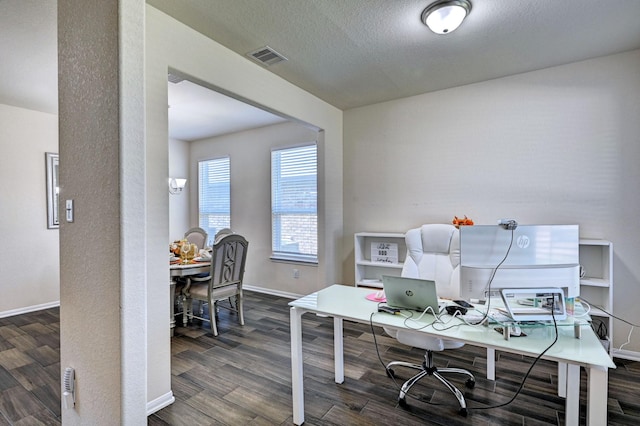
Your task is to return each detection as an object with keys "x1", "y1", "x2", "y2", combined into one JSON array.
[{"x1": 384, "y1": 224, "x2": 475, "y2": 416}]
